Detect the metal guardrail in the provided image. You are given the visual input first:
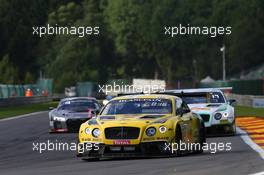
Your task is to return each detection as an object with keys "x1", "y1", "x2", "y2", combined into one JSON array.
[
  {"x1": 0, "y1": 96, "x2": 53, "y2": 107},
  {"x1": 1, "y1": 93, "x2": 262, "y2": 108},
  {"x1": 226, "y1": 93, "x2": 264, "y2": 108}
]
